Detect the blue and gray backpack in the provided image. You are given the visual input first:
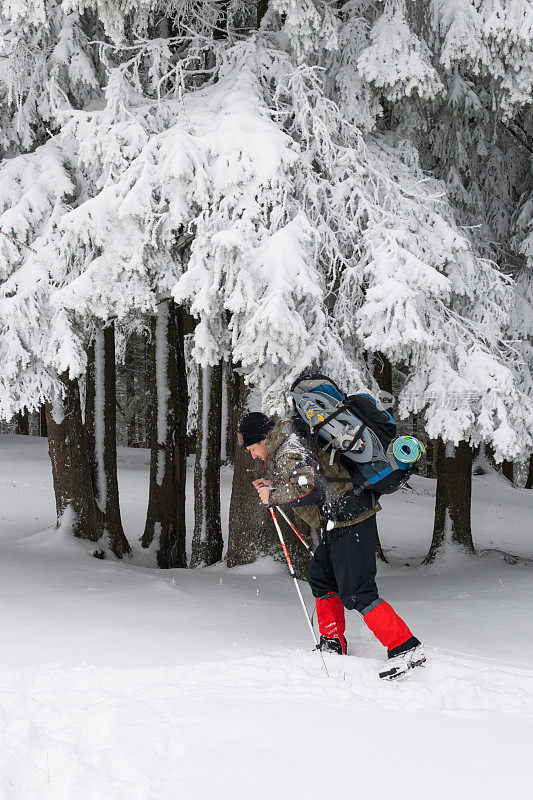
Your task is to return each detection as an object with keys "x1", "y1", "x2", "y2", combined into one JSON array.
[{"x1": 290, "y1": 373, "x2": 425, "y2": 495}]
